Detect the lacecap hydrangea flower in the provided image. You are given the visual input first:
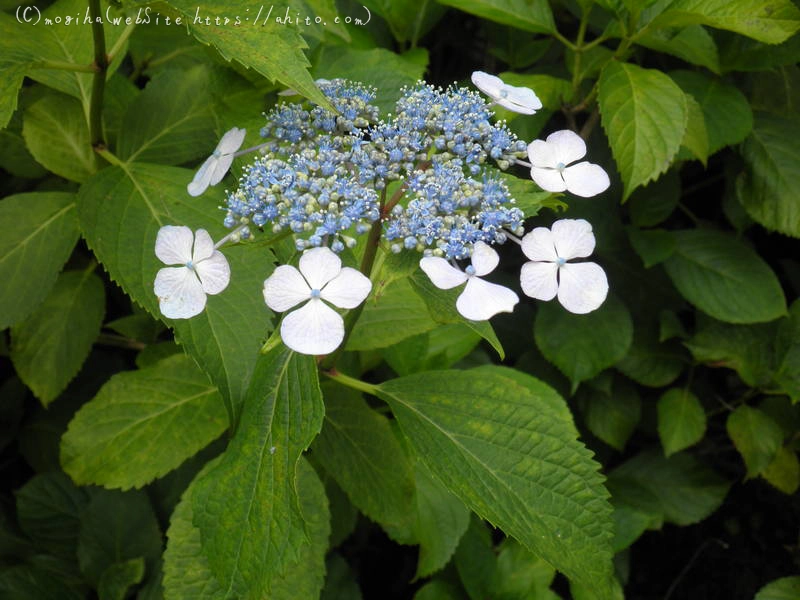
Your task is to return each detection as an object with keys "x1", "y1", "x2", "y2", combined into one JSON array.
[
  {"x1": 471, "y1": 71, "x2": 543, "y2": 115},
  {"x1": 187, "y1": 127, "x2": 246, "y2": 197},
  {"x1": 527, "y1": 130, "x2": 610, "y2": 198}
]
